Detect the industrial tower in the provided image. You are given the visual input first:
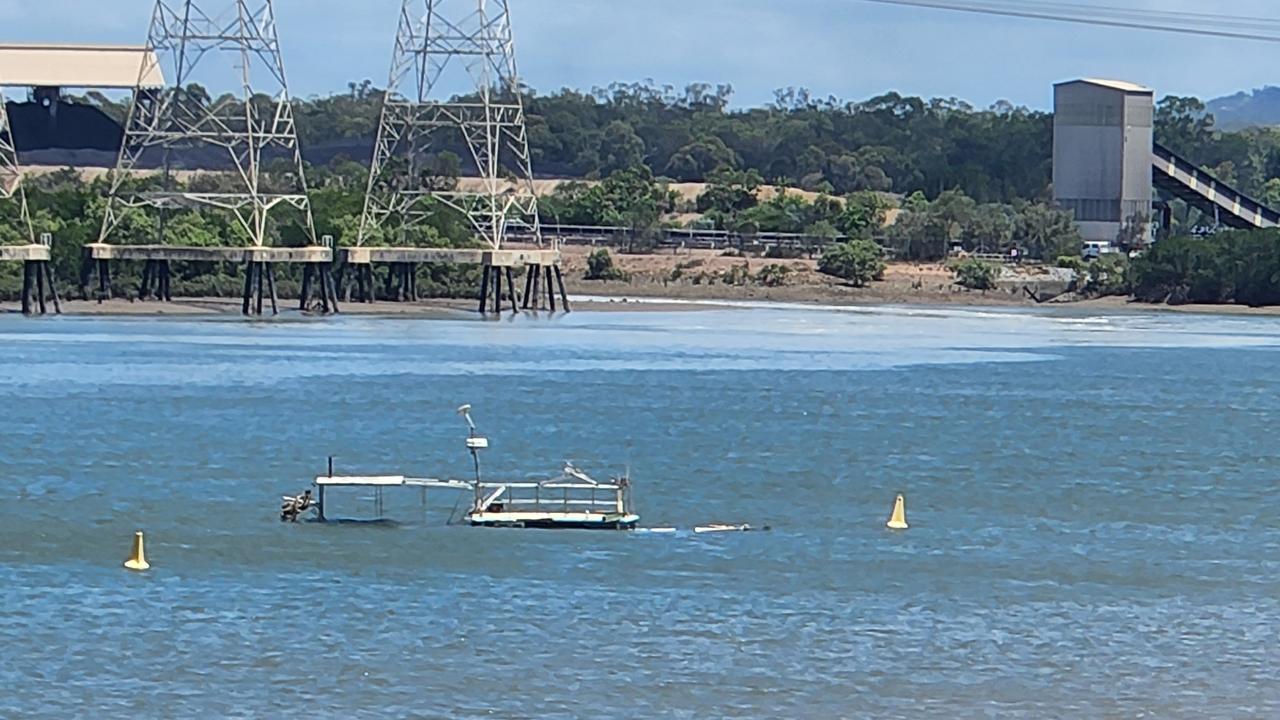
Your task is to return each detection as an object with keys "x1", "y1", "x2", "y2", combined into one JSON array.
[
  {"x1": 98, "y1": 0, "x2": 316, "y2": 249},
  {"x1": 357, "y1": 0, "x2": 564, "y2": 312},
  {"x1": 0, "y1": 89, "x2": 54, "y2": 316},
  {"x1": 0, "y1": 94, "x2": 31, "y2": 242},
  {"x1": 361, "y1": 0, "x2": 543, "y2": 250}
]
